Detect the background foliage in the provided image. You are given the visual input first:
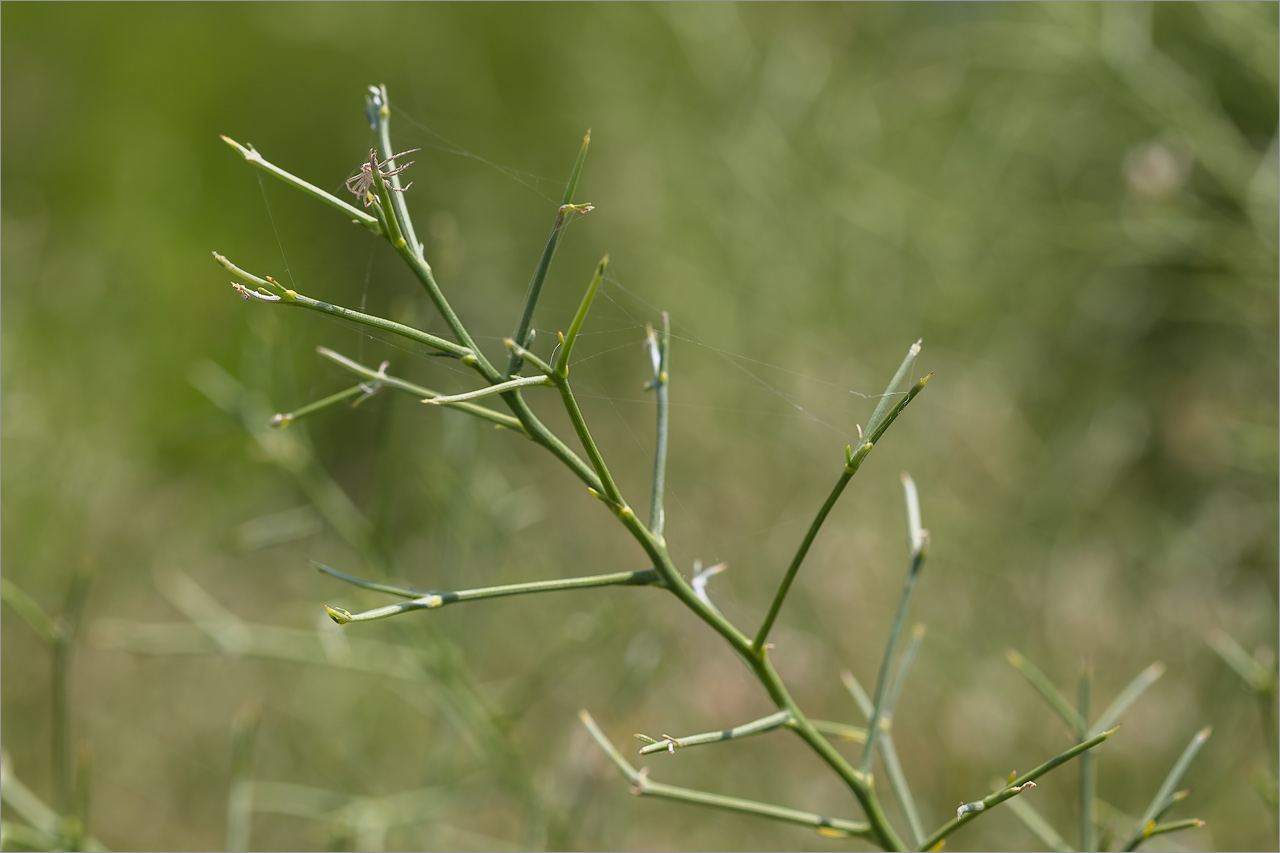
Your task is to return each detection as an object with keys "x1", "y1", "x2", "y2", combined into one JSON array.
[{"x1": 3, "y1": 3, "x2": 1276, "y2": 850}]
